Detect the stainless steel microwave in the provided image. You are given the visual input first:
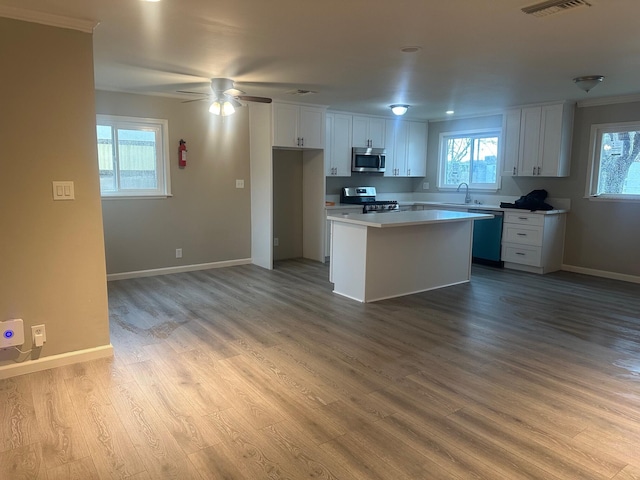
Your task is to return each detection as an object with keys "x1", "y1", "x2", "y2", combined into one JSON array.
[{"x1": 352, "y1": 147, "x2": 386, "y2": 173}]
